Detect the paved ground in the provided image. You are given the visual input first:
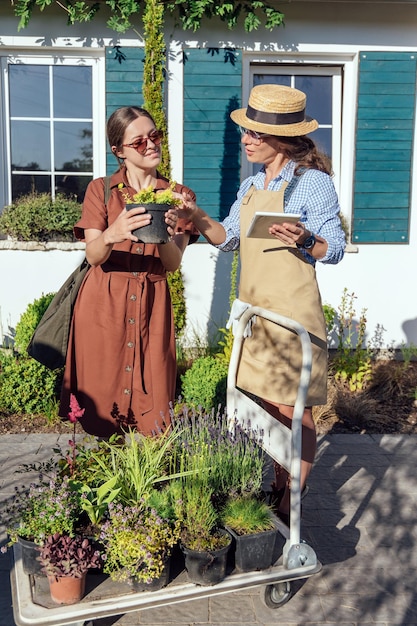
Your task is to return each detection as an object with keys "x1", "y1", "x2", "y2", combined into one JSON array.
[{"x1": 1, "y1": 432, "x2": 417, "y2": 626}]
